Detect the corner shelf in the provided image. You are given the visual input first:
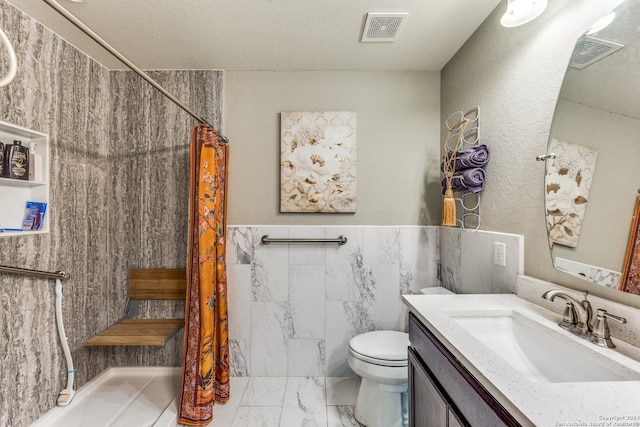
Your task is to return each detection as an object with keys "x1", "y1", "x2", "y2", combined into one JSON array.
[
  {"x1": 85, "y1": 269, "x2": 186, "y2": 346},
  {"x1": 0, "y1": 120, "x2": 50, "y2": 237}
]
